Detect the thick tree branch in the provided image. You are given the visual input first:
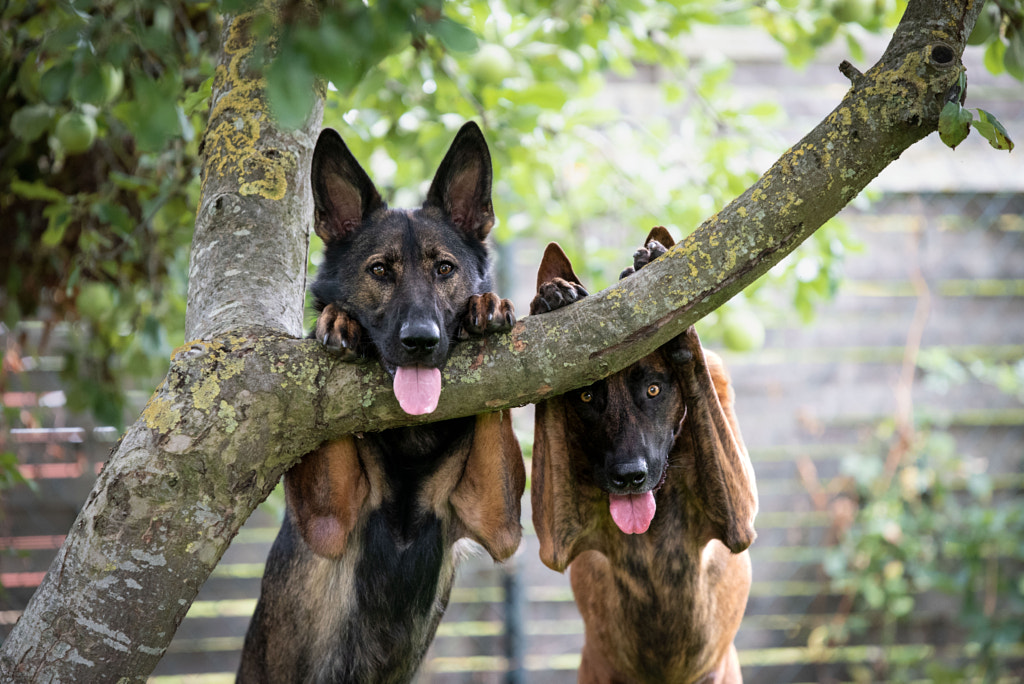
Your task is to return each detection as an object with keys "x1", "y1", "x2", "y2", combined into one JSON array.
[{"x1": 0, "y1": 0, "x2": 983, "y2": 680}]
